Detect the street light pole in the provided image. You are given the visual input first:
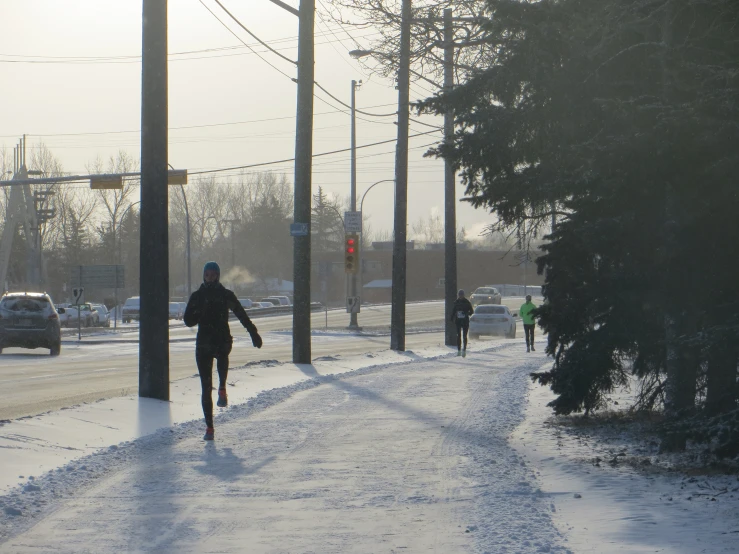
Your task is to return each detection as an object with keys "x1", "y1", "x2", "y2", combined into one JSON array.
[
  {"x1": 139, "y1": 0, "x2": 169, "y2": 401},
  {"x1": 349, "y1": 79, "x2": 360, "y2": 329},
  {"x1": 390, "y1": 0, "x2": 412, "y2": 352},
  {"x1": 360, "y1": 179, "x2": 394, "y2": 302}
]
